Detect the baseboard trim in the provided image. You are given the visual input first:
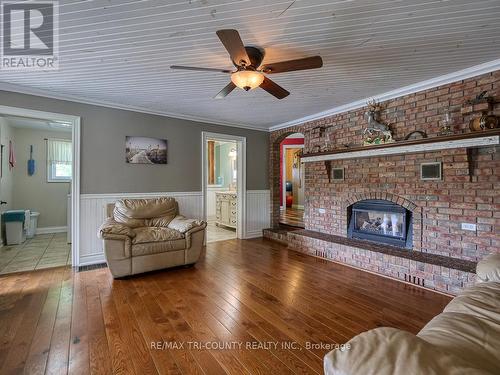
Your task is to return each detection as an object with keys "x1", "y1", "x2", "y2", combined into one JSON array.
[
  {"x1": 36, "y1": 226, "x2": 67, "y2": 235},
  {"x1": 79, "y1": 253, "x2": 106, "y2": 266},
  {"x1": 245, "y1": 230, "x2": 263, "y2": 239}
]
